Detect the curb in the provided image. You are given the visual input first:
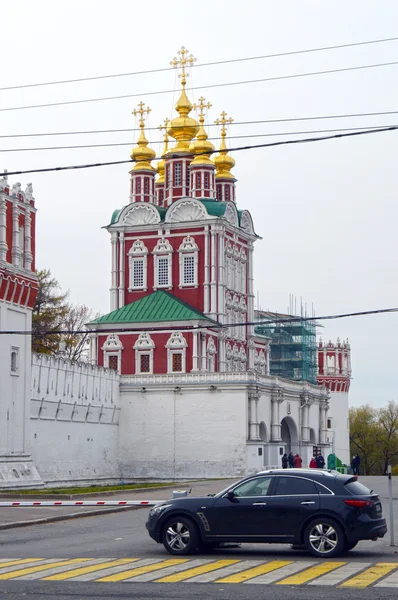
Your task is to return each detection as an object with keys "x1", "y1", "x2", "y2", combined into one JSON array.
[{"x1": 0, "y1": 504, "x2": 144, "y2": 530}]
